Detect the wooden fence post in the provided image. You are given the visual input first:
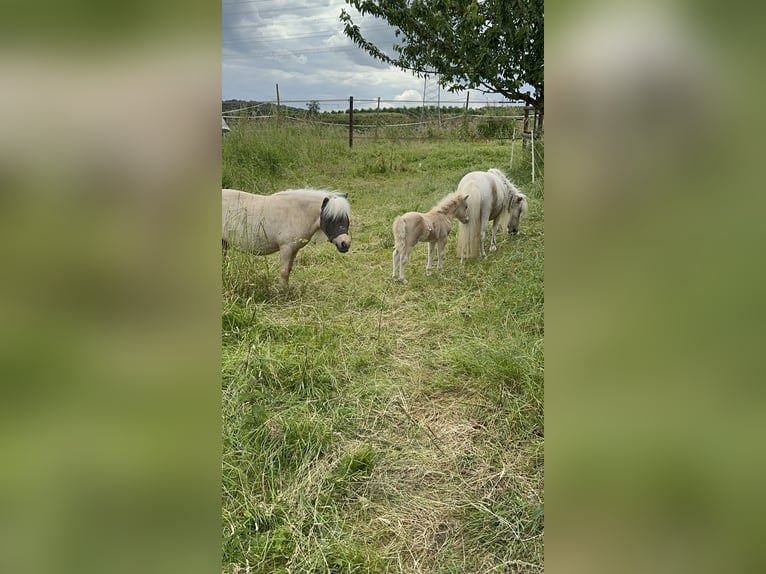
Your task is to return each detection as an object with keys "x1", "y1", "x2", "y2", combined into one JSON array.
[
  {"x1": 511, "y1": 125, "x2": 516, "y2": 168},
  {"x1": 462, "y1": 91, "x2": 470, "y2": 135},
  {"x1": 536, "y1": 106, "x2": 544, "y2": 134},
  {"x1": 275, "y1": 83, "x2": 280, "y2": 128},
  {"x1": 522, "y1": 105, "x2": 530, "y2": 148},
  {"x1": 348, "y1": 96, "x2": 354, "y2": 148}
]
